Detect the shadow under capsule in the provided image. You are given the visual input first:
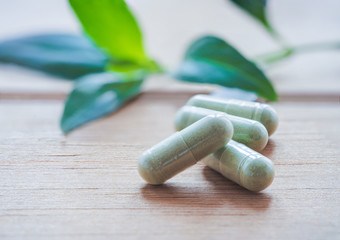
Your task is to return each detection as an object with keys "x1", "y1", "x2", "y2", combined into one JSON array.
[
  {"x1": 201, "y1": 166, "x2": 273, "y2": 210},
  {"x1": 260, "y1": 139, "x2": 276, "y2": 158},
  {"x1": 140, "y1": 166, "x2": 272, "y2": 211}
]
